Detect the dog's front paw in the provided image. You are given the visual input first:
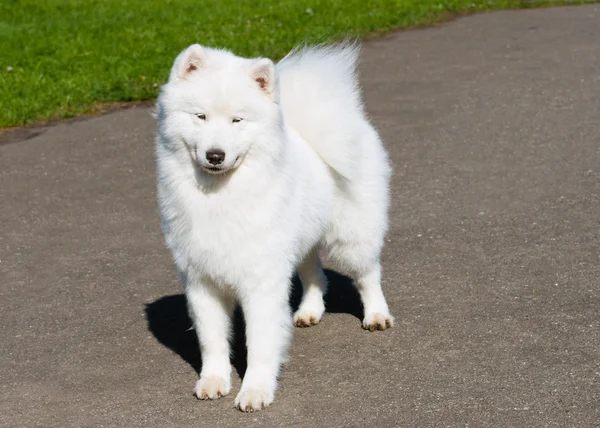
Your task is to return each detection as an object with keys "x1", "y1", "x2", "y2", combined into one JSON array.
[
  {"x1": 234, "y1": 388, "x2": 274, "y2": 412},
  {"x1": 194, "y1": 376, "x2": 230, "y2": 400},
  {"x1": 362, "y1": 312, "x2": 394, "y2": 331}
]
